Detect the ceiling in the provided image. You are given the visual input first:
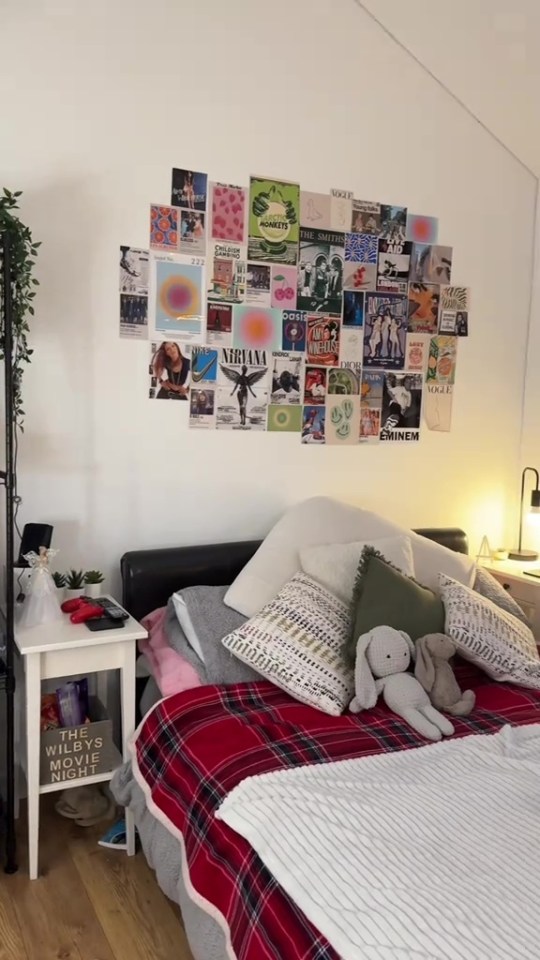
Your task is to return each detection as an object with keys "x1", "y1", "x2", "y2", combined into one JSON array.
[{"x1": 357, "y1": 0, "x2": 540, "y2": 177}]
